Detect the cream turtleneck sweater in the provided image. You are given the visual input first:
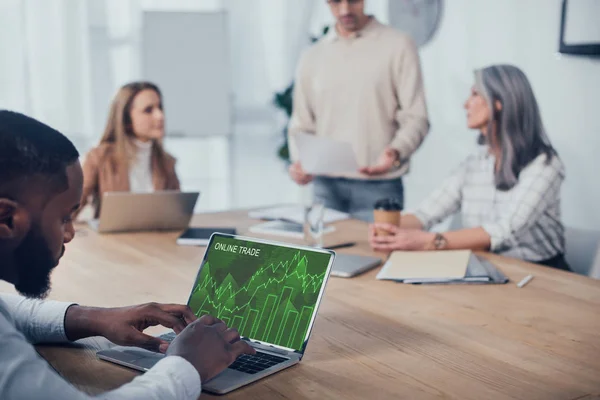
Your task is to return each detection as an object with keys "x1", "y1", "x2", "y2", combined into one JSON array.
[{"x1": 129, "y1": 139, "x2": 154, "y2": 193}]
